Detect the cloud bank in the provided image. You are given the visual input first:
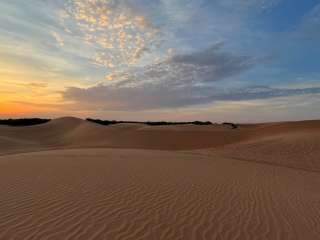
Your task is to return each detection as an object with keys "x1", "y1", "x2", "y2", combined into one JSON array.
[{"x1": 63, "y1": 44, "x2": 320, "y2": 110}]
